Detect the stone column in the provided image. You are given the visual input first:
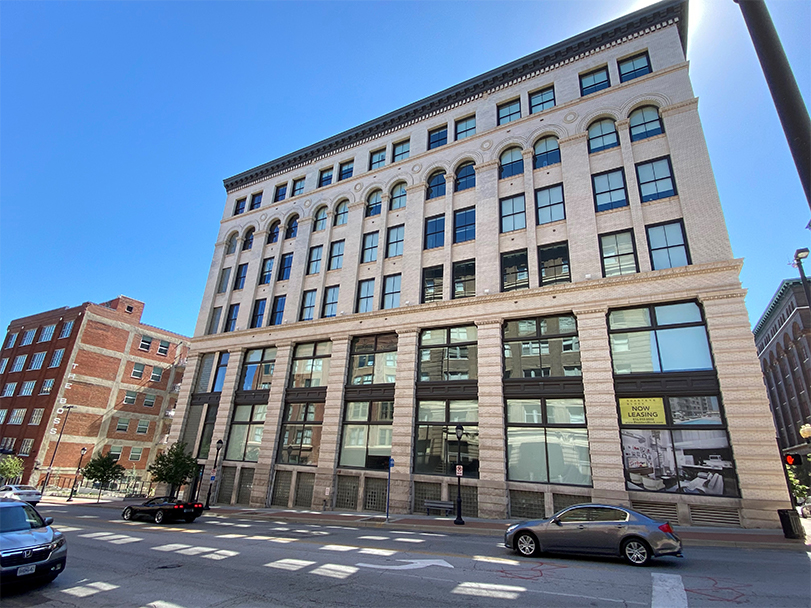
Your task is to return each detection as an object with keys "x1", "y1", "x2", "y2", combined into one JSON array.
[
  {"x1": 389, "y1": 329, "x2": 419, "y2": 513},
  {"x1": 474, "y1": 160, "x2": 501, "y2": 295},
  {"x1": 521, "y1": 149, "x2": 540, "y2": 288},
  {"x1": 166, "y1": 353, "x2": 202, "y2": 447}
]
